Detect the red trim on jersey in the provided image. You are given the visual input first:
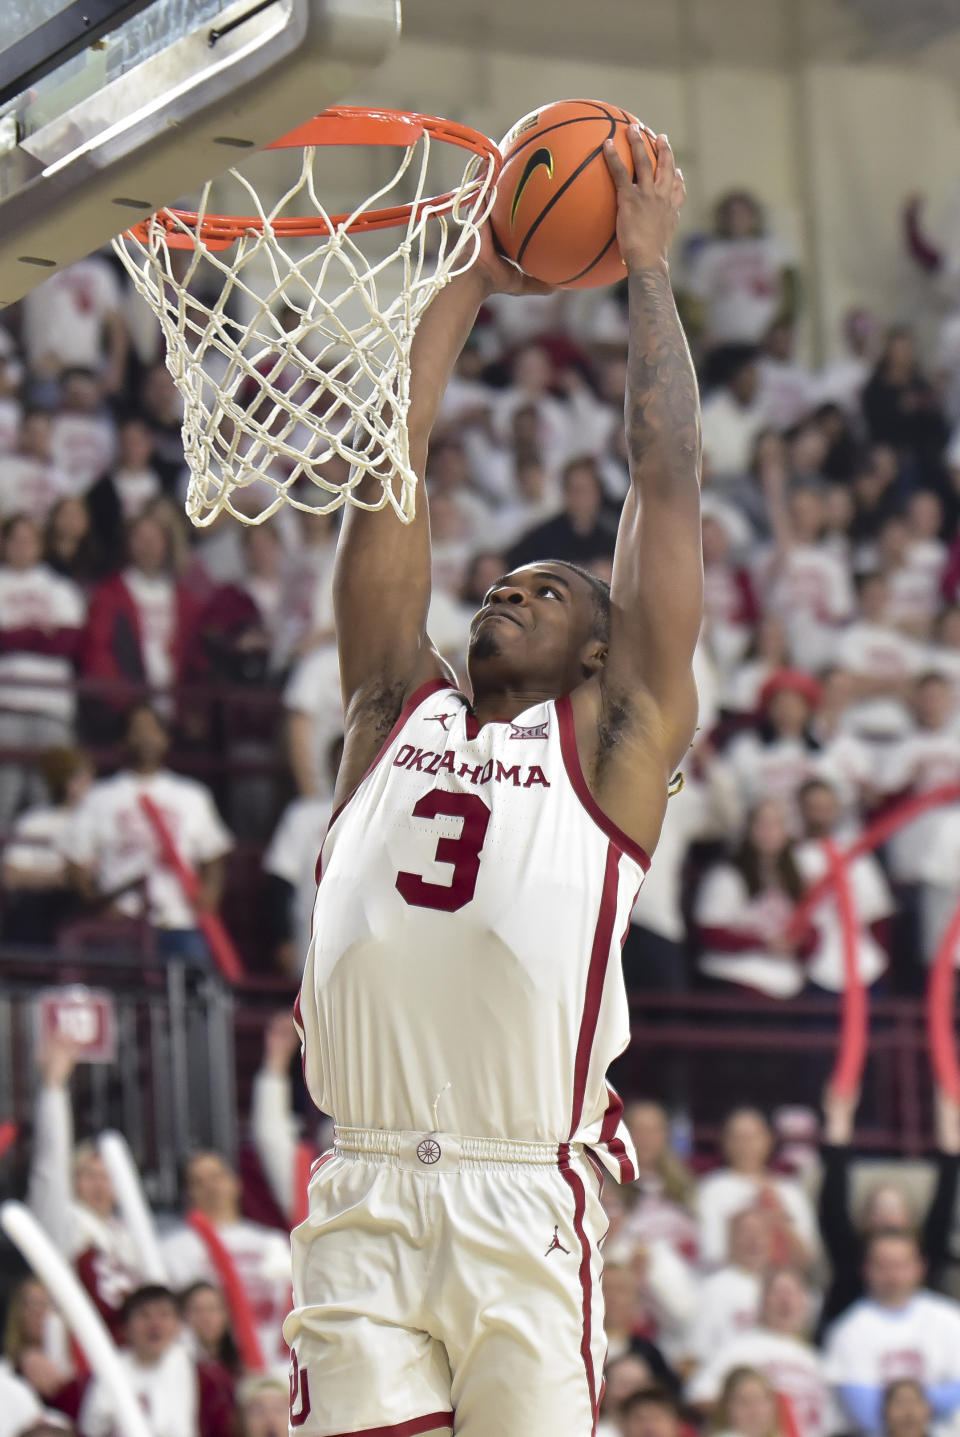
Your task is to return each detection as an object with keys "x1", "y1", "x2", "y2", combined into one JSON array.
[
  {"x1": 555, "y1": 694, "x2": 651, "y2": 872},
  {"x1": 570, "y1": 843, "x2": 620, "y2": 1137},
  {"x1": 558, "y1": 1144, "x2": 599, "y2": 1434},
  {"x1": 319, "y1": 1413, "x2": 454, "y2": 1437},
  {"x1": 599, "y1": 1084, "x2": 636, "y2": 1184},
  {"x1": 314, "y1": 677, "x2": 454, "y2": 884}
]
